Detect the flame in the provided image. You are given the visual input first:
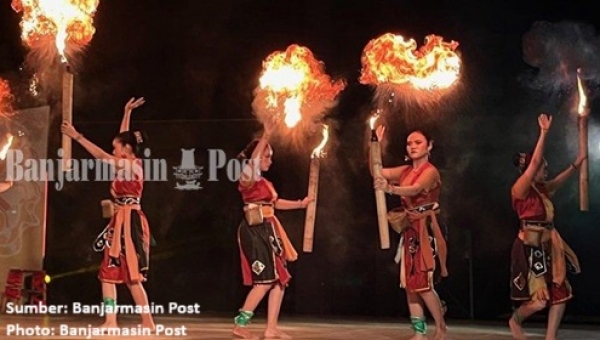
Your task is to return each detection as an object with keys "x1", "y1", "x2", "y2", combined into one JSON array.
[
  {"x1": 0, "y1": 78, "x2": 14, "y2": 117},
  {"x1": 0, "y1": 134, "x2": 14, "y2": 160},
  {"x1": 577, "y1": 69, "x2": 588, "y2": 116},
  {"x1": 312, "y1": 125, "x2": 329, "y2": 158},
  {"x1": 369, "y1": 112, "x2": 380, "y2": 130},
  {"x1": 12, "y1": 0, "x2": 99, "y2": 62},
  {"x1": 258, "y1": 44, "x2": 346, "y2": 128},
  {"x1": 360, "y1": 33, "x2": 461, "y2": 90}
]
